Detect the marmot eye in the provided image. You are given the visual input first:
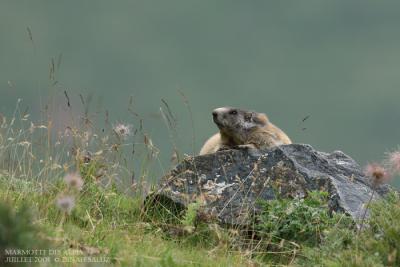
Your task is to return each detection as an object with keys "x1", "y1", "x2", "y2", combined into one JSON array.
[{"x1": 229, "y1": 110, "x2": 238, "y2": 115}]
